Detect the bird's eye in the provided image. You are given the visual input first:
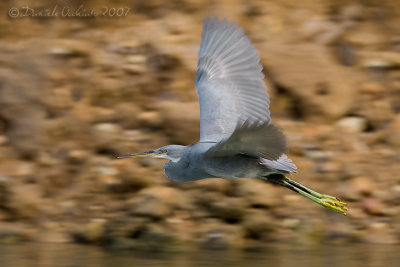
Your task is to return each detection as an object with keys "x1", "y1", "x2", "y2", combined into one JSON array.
[{"x1": 161, "y1": 149, "x2": 168, "y2": 154}]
